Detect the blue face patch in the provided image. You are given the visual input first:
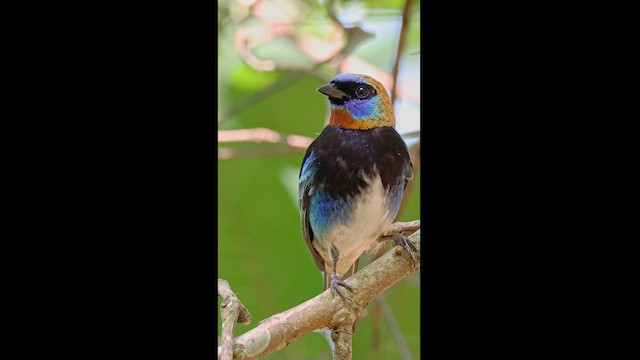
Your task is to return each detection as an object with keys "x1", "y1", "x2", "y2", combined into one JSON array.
[
  {"x1": 330, "y1": 95, "x2": 381, "y2": 120},
  {"x1": 343, "y1": 96, "x2": 380, "y2": 120}
]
